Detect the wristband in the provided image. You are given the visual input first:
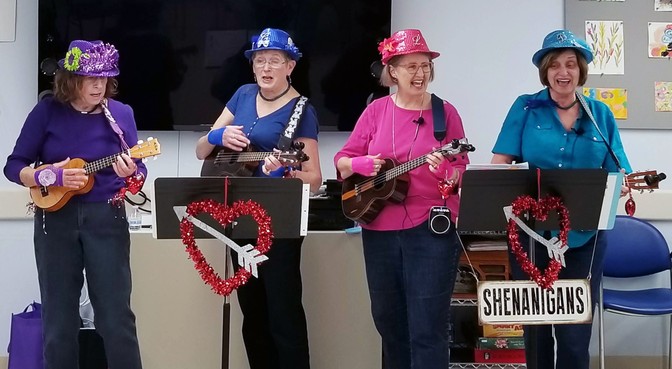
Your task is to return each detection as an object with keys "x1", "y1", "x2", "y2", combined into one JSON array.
[
  {"x1": 351, "y1": 156, "x2": 374, "y2": 176},
  {"x1": 34, "y1": 165, "x2": 64, "y2": 187},
  {"x1": 261, "y1": 162, "x2": 286, "y2": 177},
  {"x1": 207, "y1": 127, "x2": 227, "y2": 146}
]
